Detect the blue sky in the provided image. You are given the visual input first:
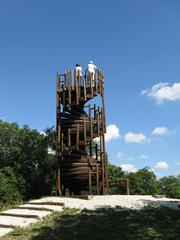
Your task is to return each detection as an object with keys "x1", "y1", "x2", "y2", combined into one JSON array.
[{"x1": 0, "y1": 0, "x2": 180, "y2": 177}]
